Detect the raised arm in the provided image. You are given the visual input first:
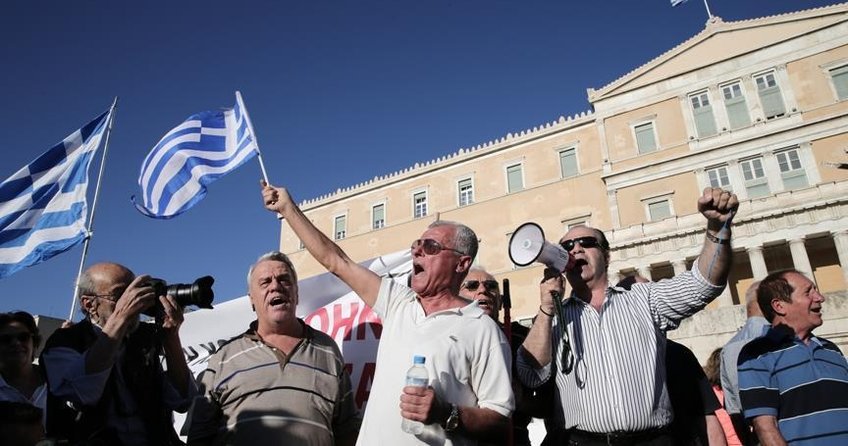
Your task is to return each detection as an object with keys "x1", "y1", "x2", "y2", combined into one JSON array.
[
  {"x1": 261, "y1": 180, "x2": 382, "y2": 308},
  {"x1": 695, "y1": 187, "x2": 739, "y2": 286}
]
